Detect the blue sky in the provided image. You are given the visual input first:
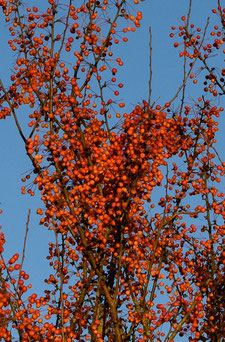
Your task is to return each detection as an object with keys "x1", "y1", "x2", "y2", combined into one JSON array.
[{"x1": 0, "y1": 0, "x2": 224, "y2": 313}]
